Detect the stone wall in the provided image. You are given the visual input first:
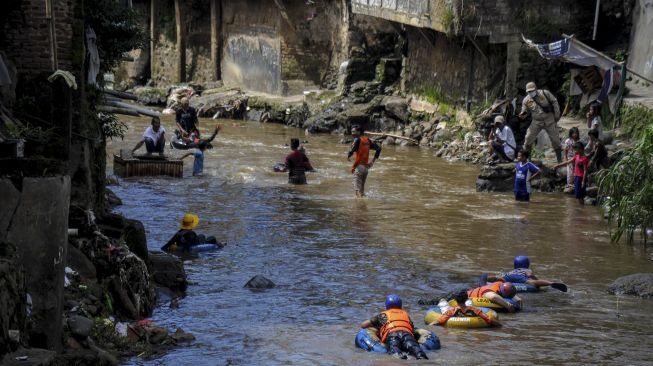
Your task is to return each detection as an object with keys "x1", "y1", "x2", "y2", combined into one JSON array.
[
  {"x1": 222, "y1": 1, "x2": 282, "y2": 94},
  {"x1": 150, "y1": 0, "x2": 214, "y2": 85},
  {"x1": 1, "y1": 176, "x2": 71, "y2": 352},
  {"x1": 1, "y1": 0, "x2": 75, "y2": 75},
  {"x1": 627, "y1": 0, "x2": 653, "y2": 81},
  {"x1": 403, "y1": 28, "x2": 507, "y2": 104}
]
